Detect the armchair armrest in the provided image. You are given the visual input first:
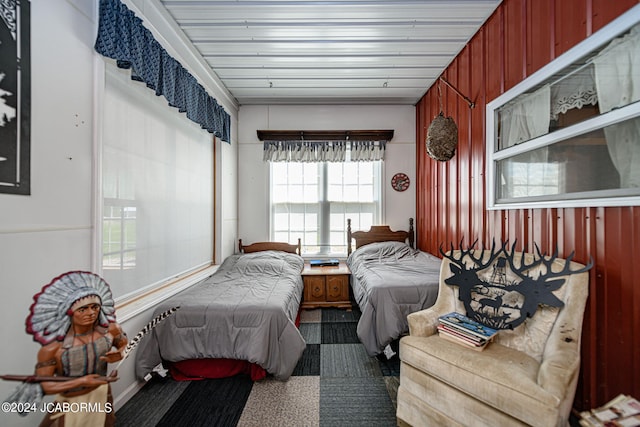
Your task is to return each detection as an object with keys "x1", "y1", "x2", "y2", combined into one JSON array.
[
  {"x1": 537, "y1": 342, "x2": 580, "y2": 402},
  {"x1": 407, "y1": 308, "x2": 440, "y2": 337},
  {"x1": 407, "y1": 285, "x2": 462, "y2": 337},
  {"x1": 538, "y1": 271, "x2": 589, "y2": 401}
]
